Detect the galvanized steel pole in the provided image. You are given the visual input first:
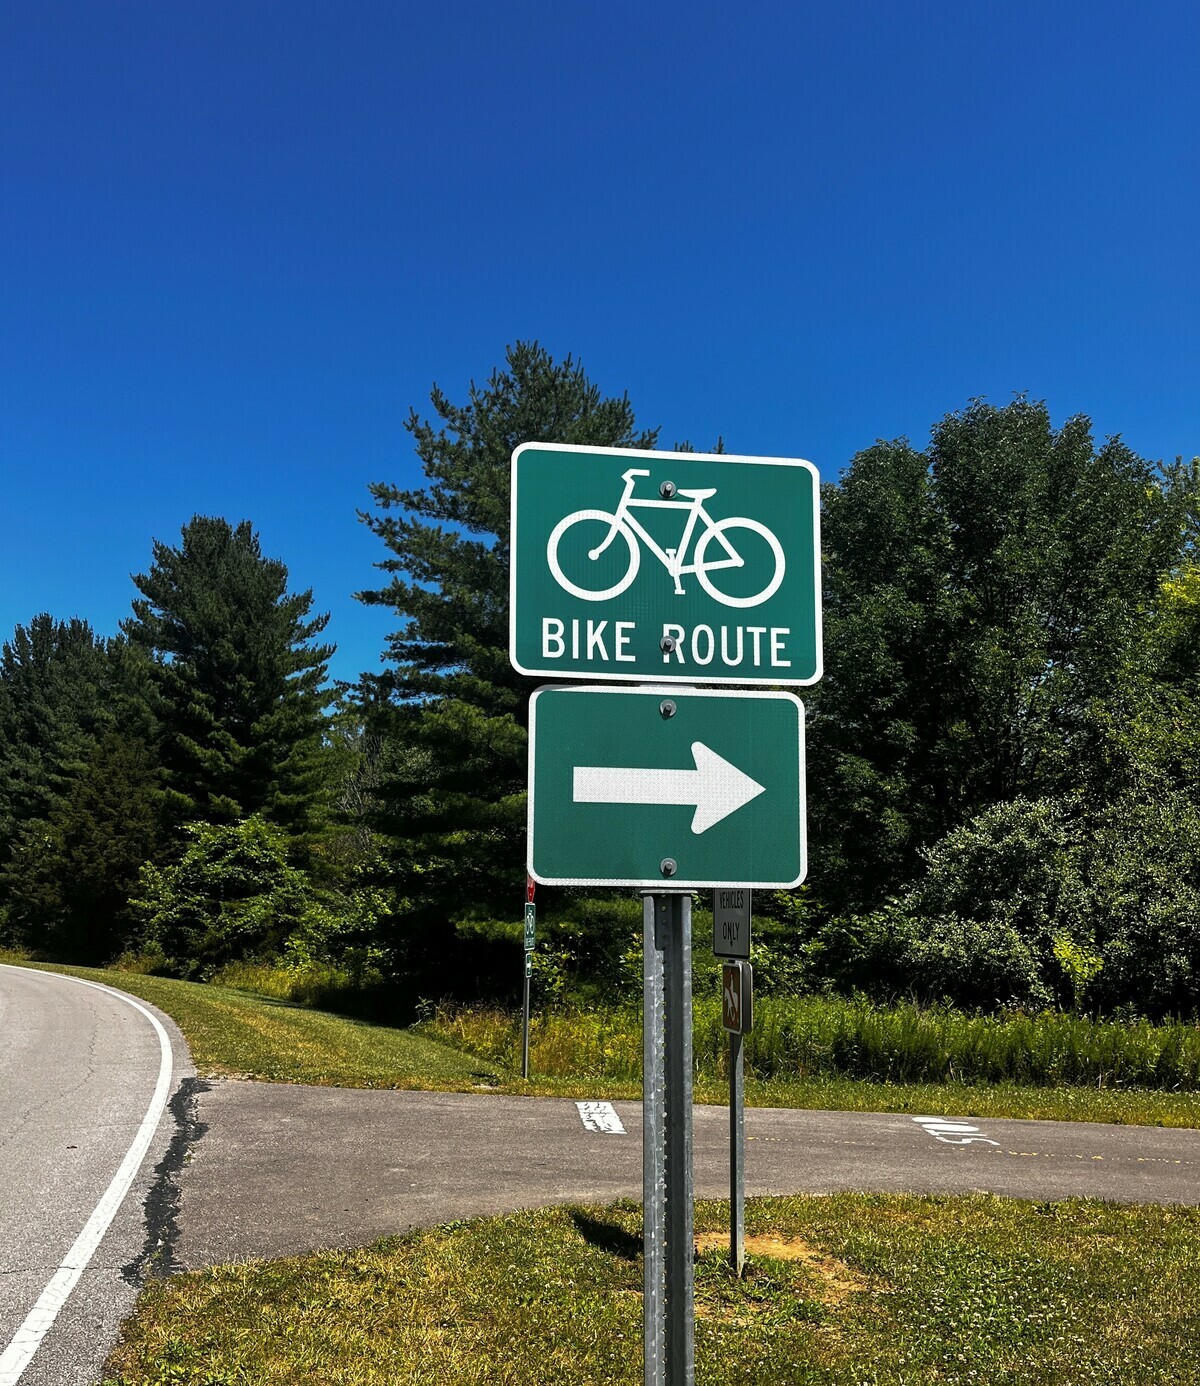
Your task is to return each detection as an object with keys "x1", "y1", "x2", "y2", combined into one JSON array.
[
  {"x1": 642, "y1": 892, "x2": 666, "y2": 1384},
  {"x1": 663, "y1": 892, "x2": 694, "y2": 1382},
  {"x1": 643, "y1": 891, "x2": 694, "y2": 1386},
  {"x1": 521, "y1": 967, "x2": 531, "y2": 1080}
]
